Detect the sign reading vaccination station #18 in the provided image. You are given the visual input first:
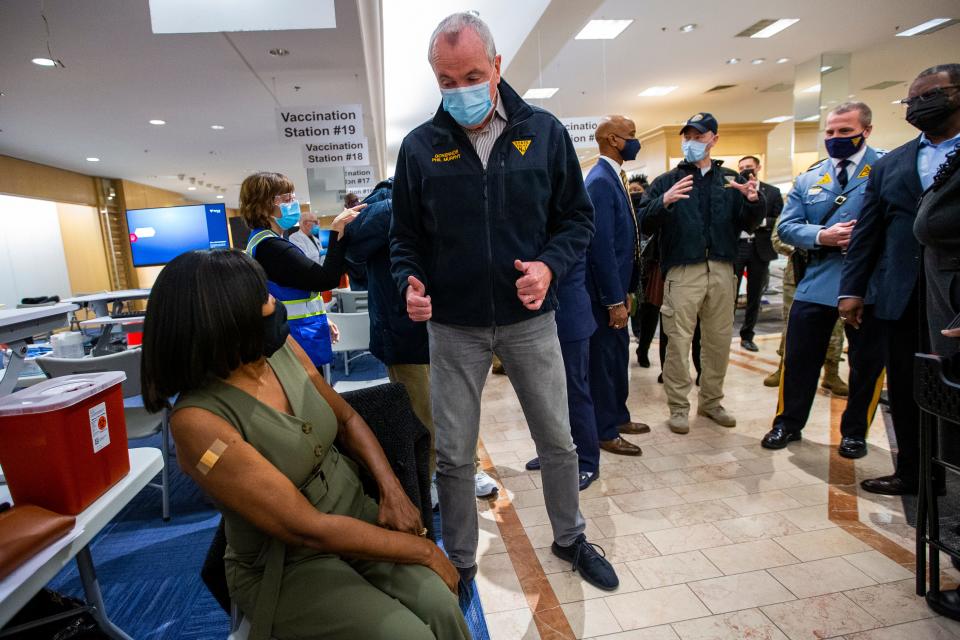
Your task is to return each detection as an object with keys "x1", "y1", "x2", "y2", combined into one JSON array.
[
  {"x1": 302, "y1": 138, "x2": 369, "y2": 168},
  {"x1": 560, "y1": 116, "x2": 602, "y2": 149}
]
